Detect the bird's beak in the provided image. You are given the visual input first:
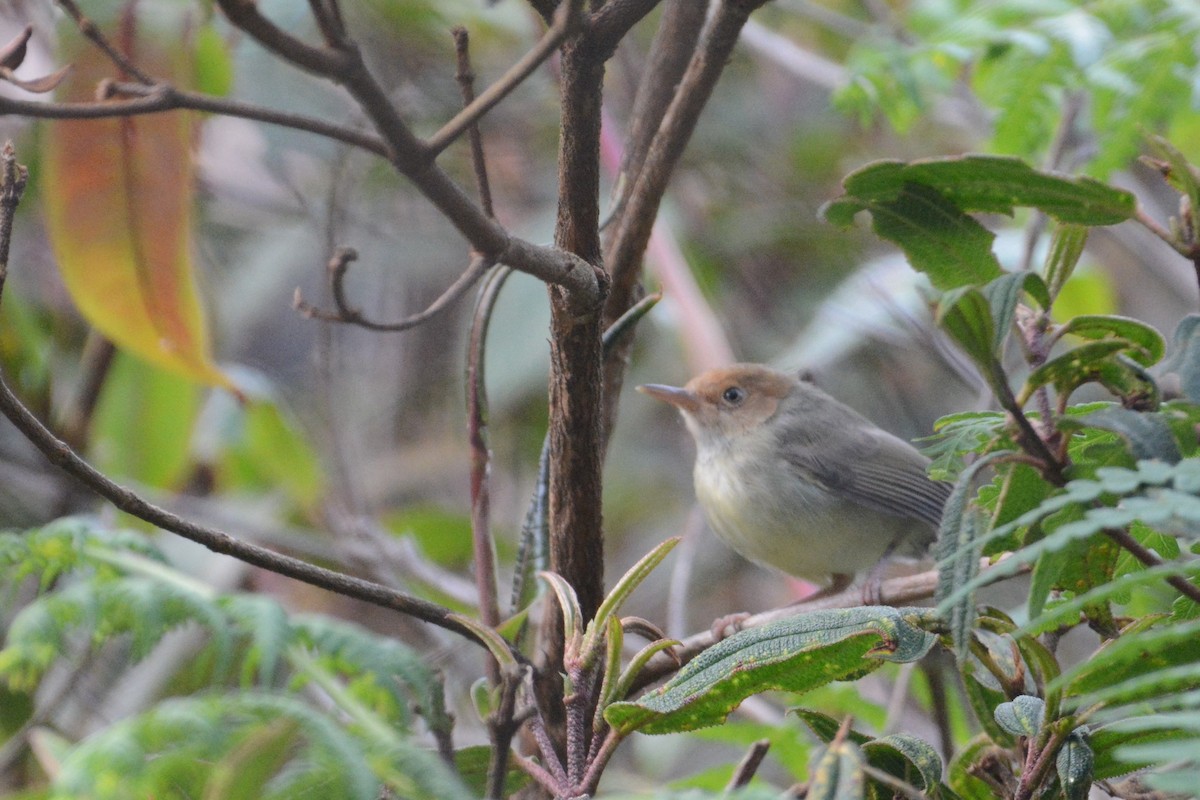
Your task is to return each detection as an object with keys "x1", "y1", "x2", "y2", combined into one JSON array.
[{"x1": 637, "y1": 383, "x2": 700, "y2": 414}]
